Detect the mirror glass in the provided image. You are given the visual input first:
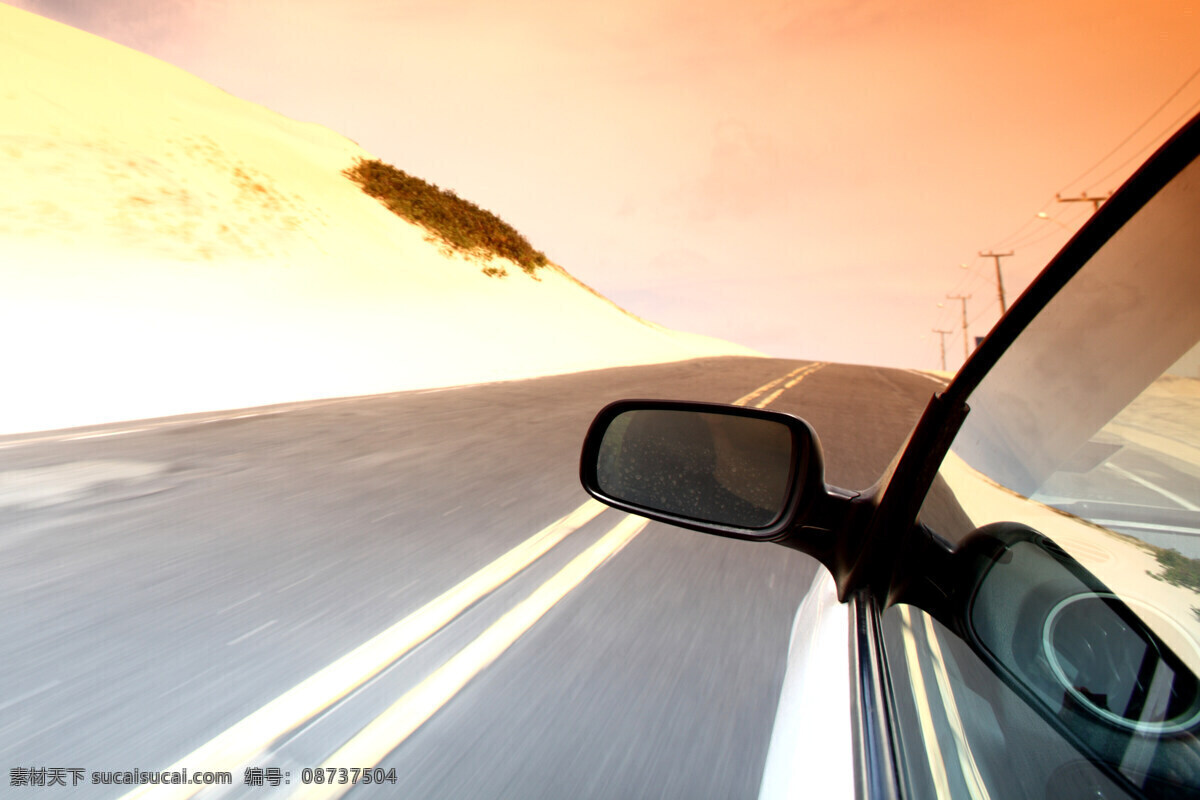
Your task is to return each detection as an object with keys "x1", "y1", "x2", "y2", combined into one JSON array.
[{"x1": 595, "y1": 409, "x2": 795, "y2": 528}]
